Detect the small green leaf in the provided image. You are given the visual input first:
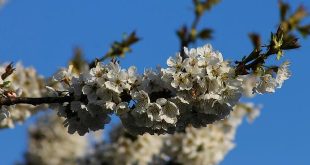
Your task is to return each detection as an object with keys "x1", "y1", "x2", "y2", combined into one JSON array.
[
  {"x1": 248, "y1": 33, "x2": 261, "y2": 50},
  {"x1": 276, "y1": 50, "x2": 284, "y2": 60},
  {"x1": 198, "y1": 29, "x2": 213, "y2": 39},
  {"x1": 70, "y1": 47, "x2": 88, "y2": 74},
  {"x1": 203, "y1": 0, "x2": 221, "y2": 11},
  {"x1": 105, "y1": 32, "x2": 140, "y2": 59},
  {"x1": 0, "y1": 81, "x2": 11, "y2": 88},
  {"x1": 176, "y1": 26, "x2": 188, "y2": 41},
  {"x1": 297, "y1": 25, "x2": 310, "y2": 37},
  {"x1": 281, "y1": 35, "x2": 300, "y2": 50},
  {"x1": 272, "y1": 33, "x2": 283, "y2": 51},
  {"x1": 1, "y1": 62, "x2": 15, "y2": 80},
  {"x1": 278, "y1": 0, "x2": 290, "y2": 21}
]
